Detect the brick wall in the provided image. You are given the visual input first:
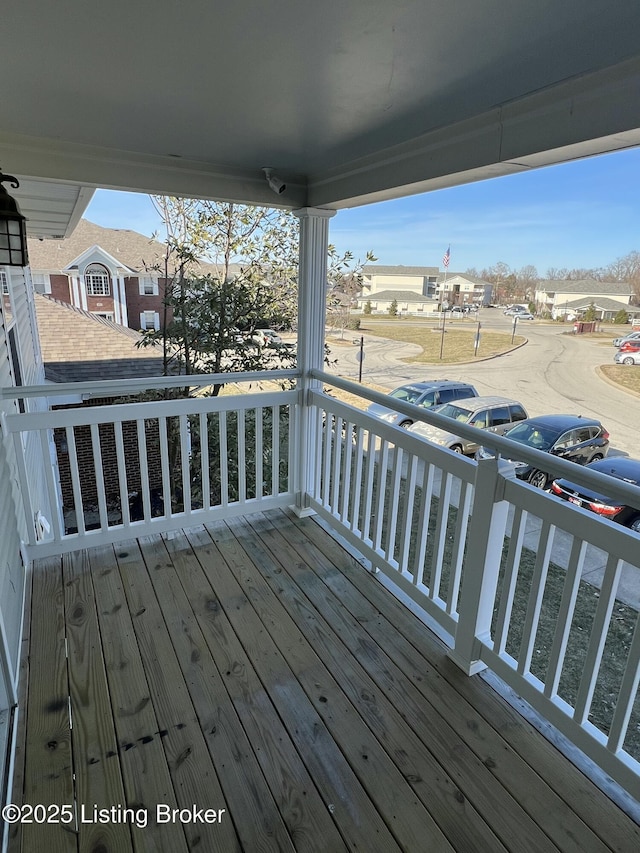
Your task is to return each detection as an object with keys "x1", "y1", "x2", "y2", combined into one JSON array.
[
  {"x1": 54, "y1": 397, "x2": 164, "y2": 520},
  {"x1": 124, "y1": 277, "x2": 173, "y2": 330},
  {"x1": 49, "y1": 274, "x2": 71, "y2": 303}
]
